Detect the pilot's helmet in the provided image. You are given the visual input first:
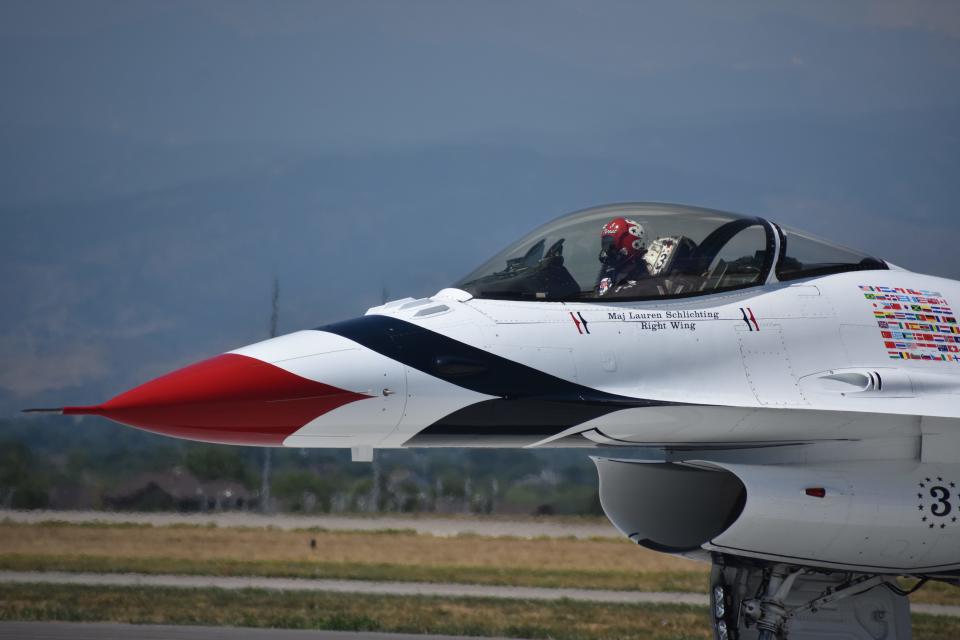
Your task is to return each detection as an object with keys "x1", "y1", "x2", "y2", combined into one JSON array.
[{"x1": 599, "y1": 217, "x2": 646, "y2": 264}]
